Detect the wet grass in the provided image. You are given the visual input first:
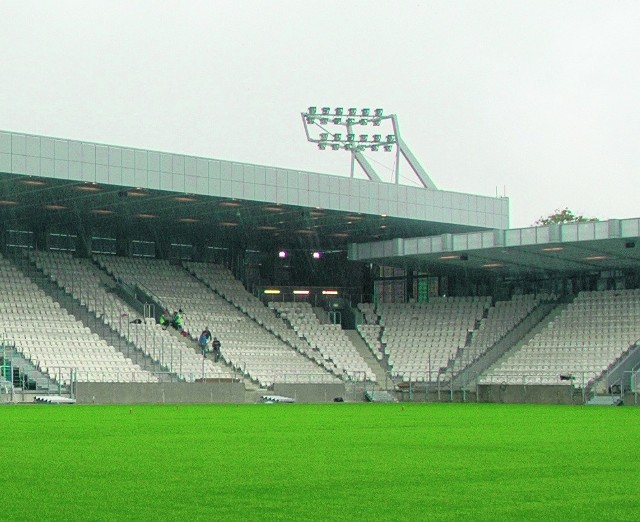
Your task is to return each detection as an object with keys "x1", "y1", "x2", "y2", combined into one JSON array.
[{"x1": 2, "y1": 403, "x2": 639, "y2": 520}]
